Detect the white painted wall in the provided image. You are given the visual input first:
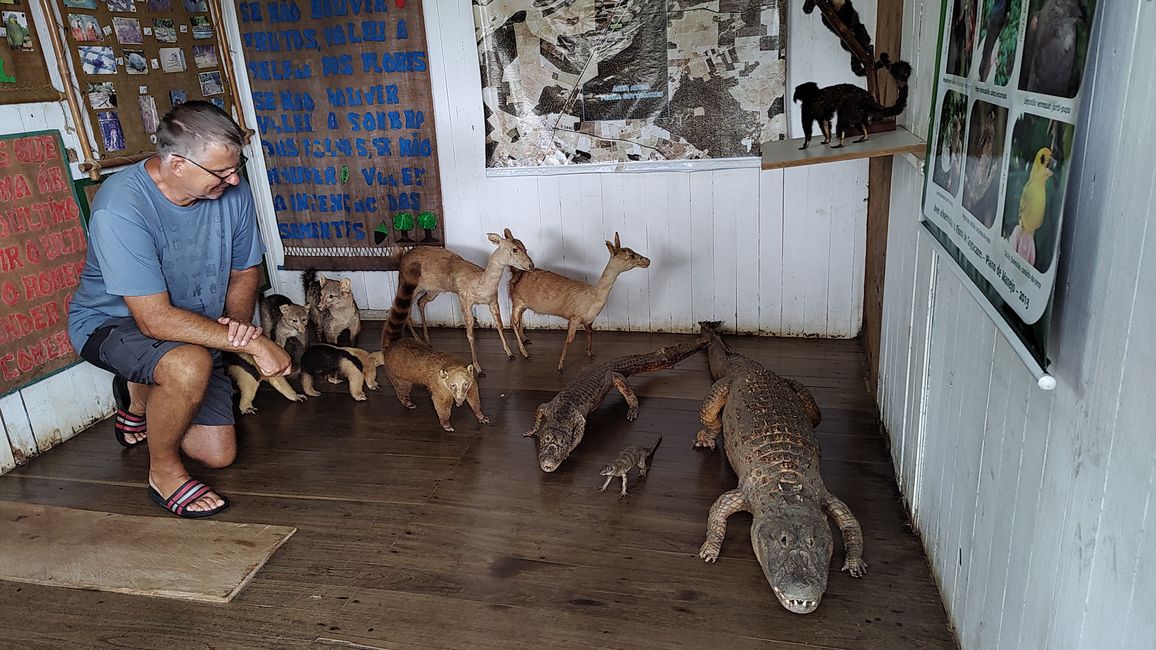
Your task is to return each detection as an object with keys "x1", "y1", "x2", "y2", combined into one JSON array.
[
  {"x1": 256, "y1": 0, "x2": 874, "y2": 339},
  {"x1": 878, "y1": 1, "x2": 1156, "y2": 648}
]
